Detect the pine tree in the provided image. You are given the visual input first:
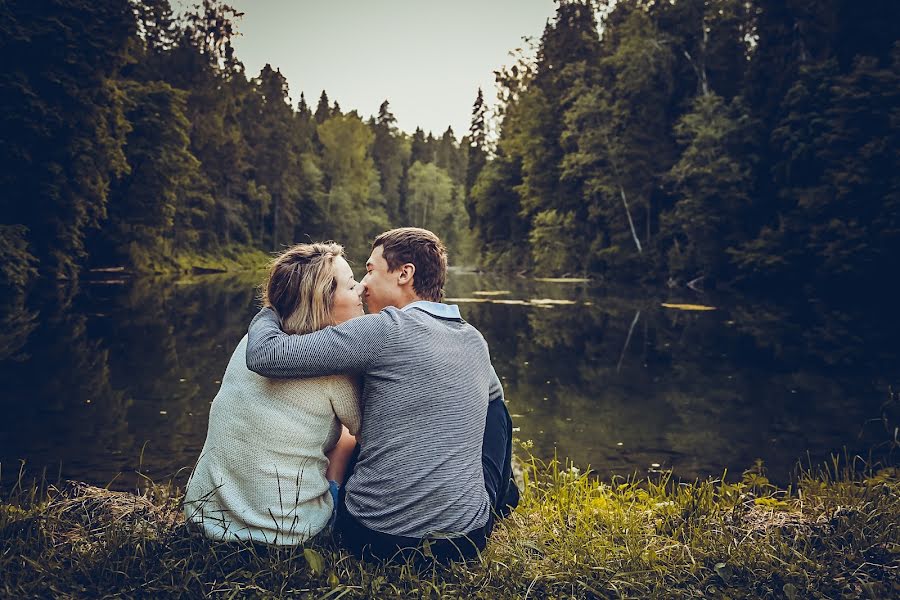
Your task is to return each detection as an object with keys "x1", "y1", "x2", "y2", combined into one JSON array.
[
  {"x1": 435, "y1": 127, "x2": 465, "y2": 184},
  {"x1": 97, "y1": 80, "x2": 203, "y2": 269},
  {"x1": 464, "y1": 88, "x2": 488, "y2": 226},
  {"x1": 664, "y1": 94, "x2": 753, "y2": 284},
  {"x1": 297, "y1": 92, "x2": 310, "y2": 118},
  {"x1": 558, "y1": 3, "x2": 675, "y2": 276},
  {"x1": 410, "y1": 127, "x2": 432, "y2": 164},
  {"x1": 0, "y1": 0, "x2": 135, "y2": 281},
  {"x1": 314, "y1": 90, "x2": 331, "y2": 124},
  {"x1": 246, "y1": 65, "x2": 303, "y2": 249},
  {"x1": 371, "y1": 100, "x2": 407, "y2": 223}
]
